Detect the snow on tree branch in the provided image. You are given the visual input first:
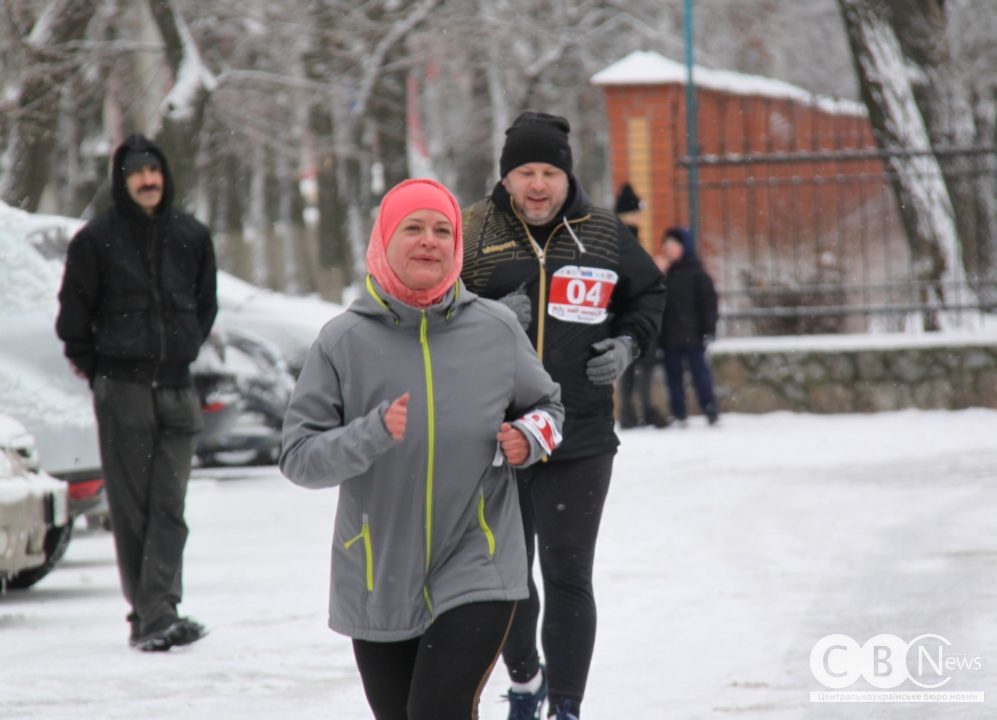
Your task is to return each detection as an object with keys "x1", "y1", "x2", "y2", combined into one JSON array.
[{"x1": 151, "y1": 0, "x2": 216, "y2": 123}]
